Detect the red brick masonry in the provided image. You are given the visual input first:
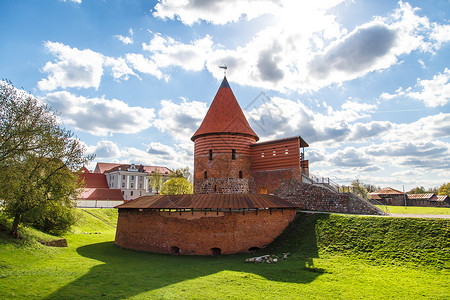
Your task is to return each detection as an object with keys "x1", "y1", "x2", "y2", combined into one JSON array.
[{"x1": 115, "y1": 208, "x2": 296, "y2": 255}]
